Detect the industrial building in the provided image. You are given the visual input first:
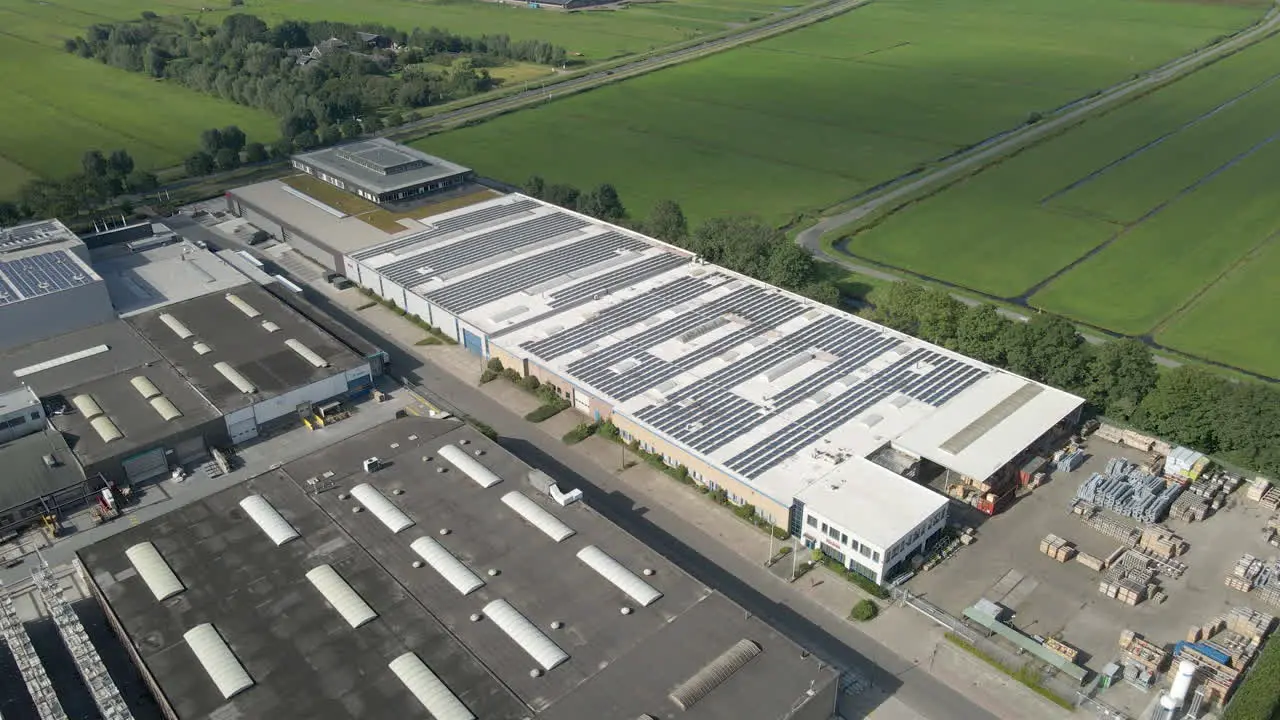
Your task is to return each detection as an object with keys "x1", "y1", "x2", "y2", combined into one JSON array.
[
  {"x1": 0, "y1": 220, "x2": 376, "y2": 533},
  {"x1": 336, "y1": 192, "x2": 1084, "y2": 581},
  {"x1": 291, "y1": 139, "x2": 473, "y2": 205},
  {"x1": 77, "y1": 415, "x2": 839, "y2": 720}
]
